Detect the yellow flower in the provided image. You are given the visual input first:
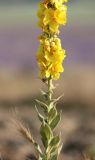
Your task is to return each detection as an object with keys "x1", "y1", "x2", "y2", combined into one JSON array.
[
  {"x1": 37, "y1": 3, "x2": 45, "y2": 29},
  {"x1": 37, "y1": 0, "x2": 67, "y2": 33},
  {"x1": 39, "y1": 62, "x2": 64, "y2": 80},
  {"x1": 51, "y1": 63, "x2": 64, "y2": 80},
  {"x1": 45, "y1": 40, "x2": 66, "y2": 63},
  {"x1": 43, "y1": 6, "x2": 67, "y2": 33},
  {"x1": 38, "y1": 60, "x2": 64, "y2": 80}
]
